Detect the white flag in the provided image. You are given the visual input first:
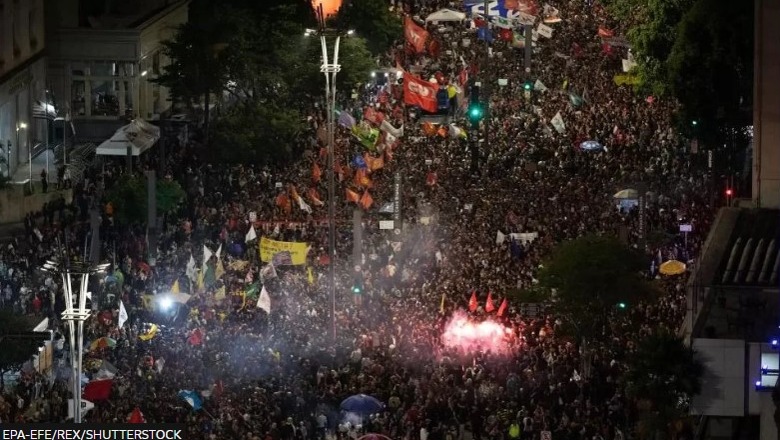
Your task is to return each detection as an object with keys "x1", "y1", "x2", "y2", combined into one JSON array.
[
  {"x1": 118, "y1": 300, "x2": 128, "y2": 328},
  {"x1": 202, "y1": 245, "x2": 213, "y2": 269},
  {"x1": 536, "y1": 23, "x2": 553, "y2": 39},
  {"x1": 496, "y1": 230, "x2": 506, "y2": 245},
  {"x1": 215, "y1": 243, "x2": 222, "y2": 261},
  {"x1": 68, "y1": 399, "x2": 95, "y2": 420},
  {"x1": 186, "y1": 255, "x2": 197, "y2": 282},
  {"x1": 534, "y1": 79, "x2": 547, "y2": 92},
  {"x1": 297, "y1": 197, "x2": 312, "y2": 214},
  {"x1": 551, "y1": 111, "x2": 566, "y2": 134},
  {"x1": 257, "y1": 285, "x2": 271, "y2": 314},
  {"x1": 245, "y1": 226, "x2": 257, "y2": 243}
]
